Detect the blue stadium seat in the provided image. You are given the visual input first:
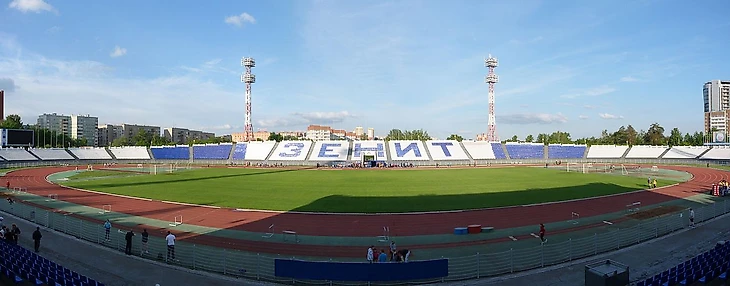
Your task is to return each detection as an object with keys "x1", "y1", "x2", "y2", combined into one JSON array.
[
  {"x1": 505, "y1": 143, "x2": 544, "y2": 159},
  {"x1": 150, "y1": 146, "x2": 190, "y2": 159},
  {"x1": 193, "y1": 144, "x2": 233, "y2": 160},
  {"x1": 490, "y1": 143, "x2": 507, "y2": 159},
  {"x1": 547, "y1": 144, "x2": 586, "y2": 159}
]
